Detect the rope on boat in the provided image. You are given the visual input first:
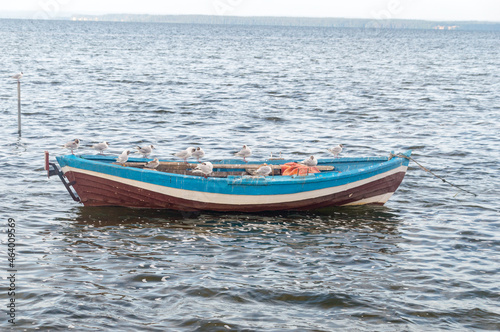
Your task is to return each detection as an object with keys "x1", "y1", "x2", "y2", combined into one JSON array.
[{"x1": 390, "y1": 153, "x2": 477, "y2": 197}]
